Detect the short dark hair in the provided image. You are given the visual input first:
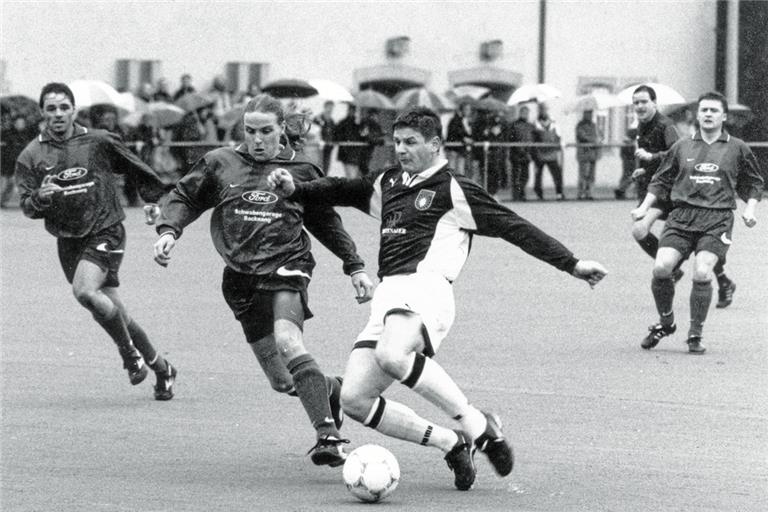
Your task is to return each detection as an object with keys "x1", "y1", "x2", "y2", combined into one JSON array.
[
  {"x1": 697, "y1": 91, "x2": 729, "y2": 114},
  {"x1": 39, "y1": 82, "x2": 75, "y2": 108},
  {"x1": 393, "y1": 107, "x2": 442, "y2": 141},
  {"x1": 633, "y1": 85, "x2": 657, "y2": 102}
]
